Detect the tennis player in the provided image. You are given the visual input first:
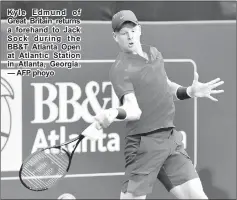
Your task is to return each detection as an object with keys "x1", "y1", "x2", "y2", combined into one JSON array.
[{"x1": 95, "y1": 10, "x2": 224, "y2": 199}]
